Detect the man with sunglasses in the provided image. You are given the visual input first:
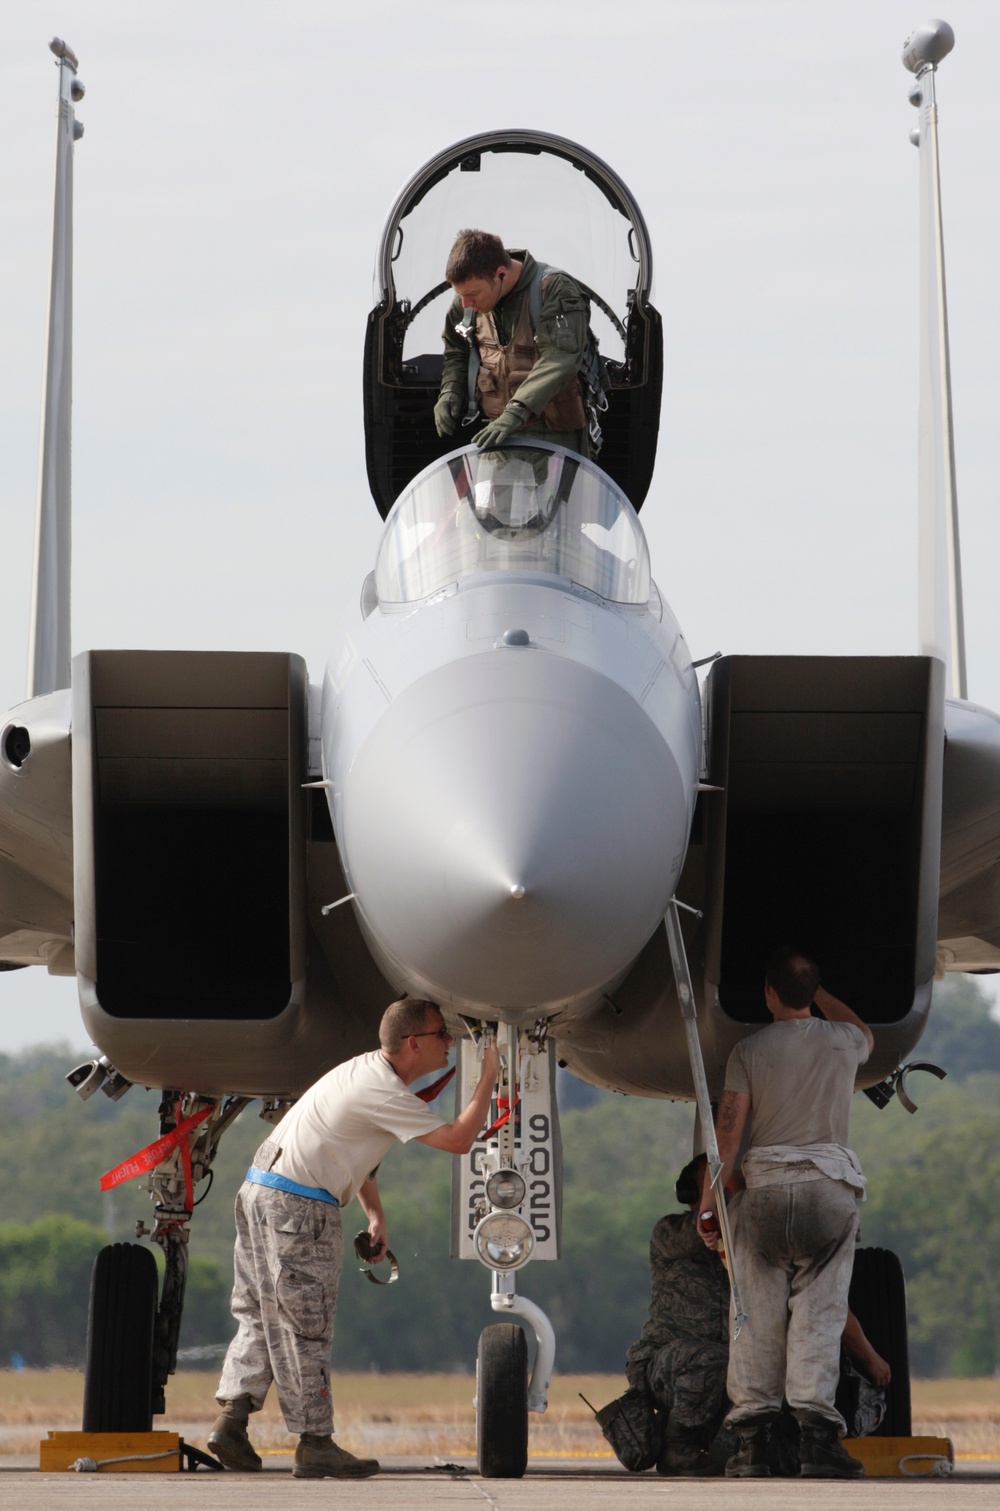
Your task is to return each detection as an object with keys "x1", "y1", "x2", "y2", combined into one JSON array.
[{"x1": 211, "y1": 998, "x2": 498, "y2": 1479}]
